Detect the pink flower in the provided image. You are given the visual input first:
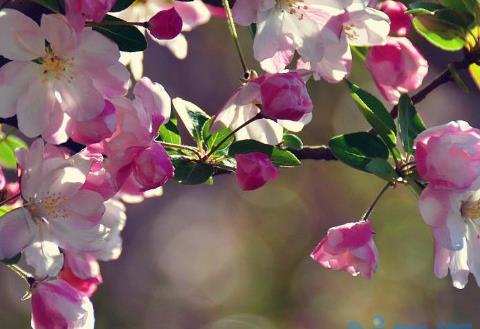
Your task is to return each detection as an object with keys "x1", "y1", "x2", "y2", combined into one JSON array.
[
  {"x1": 235, "y1": 152, "x2": 278, "y2": 191},
  {"x1": 259, "y1": 72, "x2": 313, "y2": 121},
  {"x1": 31, "y1": 279, "x2": 94, "y2": 329},
  {"x1": 148, "y1": 7, "x2": 183, "y2": 40},
  {"x1": 133, "y1": 144, "x2": 174, "y2": 191},
  {"x1": 0, "y1": 139, "x2": 109, "y2": 260},
  {"x1": 214, "y1": 73, "x2": 312, "y2": 145},
  {"x1": 415, "y1": 121, "x2": 480, "y2": 190},
  {"x1": 378, "y1": 1, "x2": 412, "y2": 37},
  {"x1": 366, "y1": 37, "x2": 428, "y2": 104},
  {"x1": 67, "y1": 100, "x2": 116, "y2": 145},
  {"x1": 60, "y1": 252, "x2": 103, "y2": 297},
  {"x1": 310, "y1": 221, "x2": 378, "y2": 279},
  {"x1": 0, "y1": 10, "x2": 128, "y2": 143},
  {"x1": 65, "y1": 0, "x2": 116, "y2": 25}
]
